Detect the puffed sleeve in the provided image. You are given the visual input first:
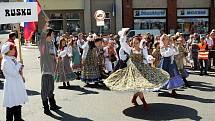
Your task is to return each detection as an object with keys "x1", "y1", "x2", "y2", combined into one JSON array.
[
  {"x1": 67, "y1": 46, "x2": 73, "y2": 57},
  {"x1": 119, "y1": 36, "x2": 131, "y2": 55},
  {"x1": 82, "y1": 44, "x2": 89, "y2": 60},
  {"x1": 160, "y1": 47, "x2": 175, "y2": 57}
]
